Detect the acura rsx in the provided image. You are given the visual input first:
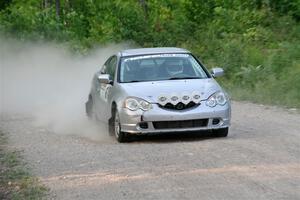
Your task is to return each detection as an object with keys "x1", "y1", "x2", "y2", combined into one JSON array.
[{"x1": 86, "y1": 47, "x2": 231, "y2": 142}]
